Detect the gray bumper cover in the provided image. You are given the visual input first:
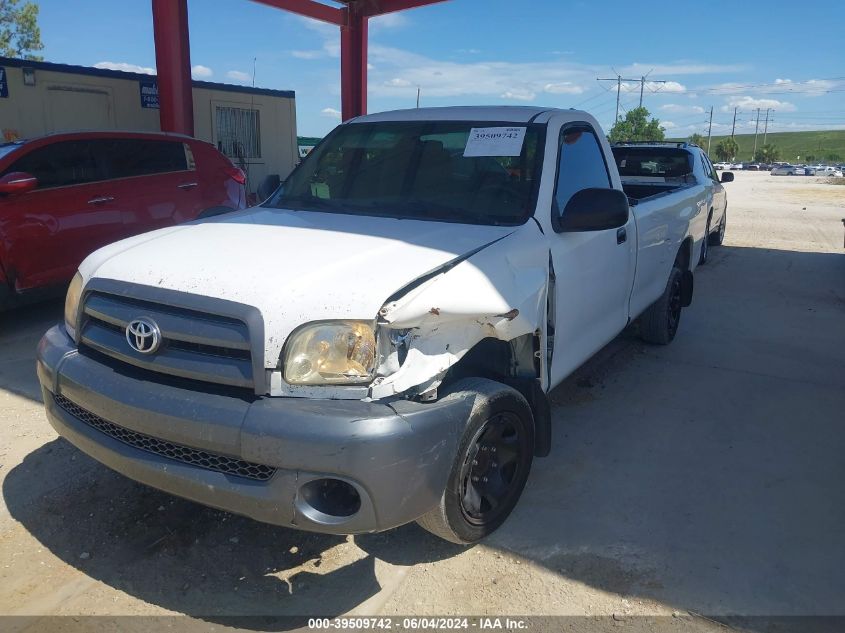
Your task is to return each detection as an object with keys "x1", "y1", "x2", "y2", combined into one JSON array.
[{"x1": 37, "y1": 325, "x2": 473, "y2": 534}]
